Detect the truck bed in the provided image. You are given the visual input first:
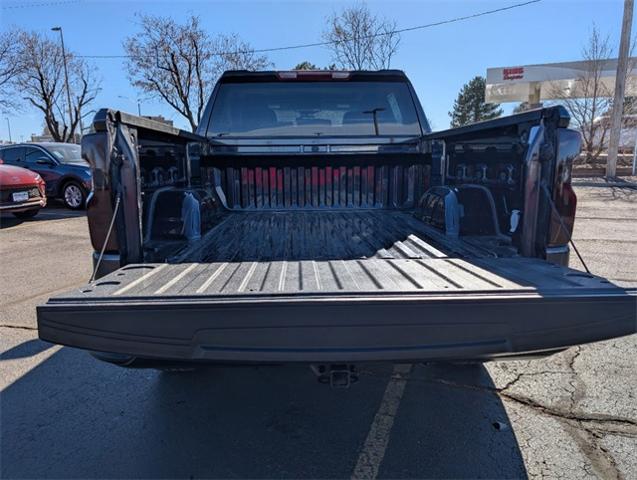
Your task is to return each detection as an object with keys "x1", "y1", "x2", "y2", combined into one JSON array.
[
  {"x1": 169, "y1": 210, "x2": 498, "y2": 263},
  {"x1": 37, "y1": 210, "x2": 636, "y2": 363}
]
